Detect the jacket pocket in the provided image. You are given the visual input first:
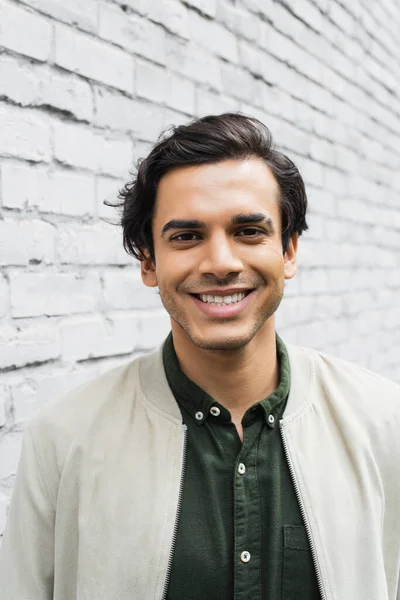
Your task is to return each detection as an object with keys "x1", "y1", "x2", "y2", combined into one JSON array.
[{"x1": 282, "y1": 525, "x2": 320, "y2": 600}]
